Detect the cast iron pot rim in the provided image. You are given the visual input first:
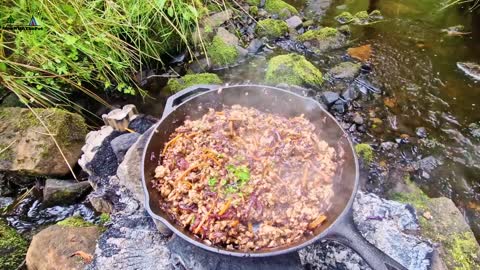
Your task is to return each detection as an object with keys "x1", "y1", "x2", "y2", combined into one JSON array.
[{"x1": 141, "y1": 84, "x2": 360, "y2": 257}]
